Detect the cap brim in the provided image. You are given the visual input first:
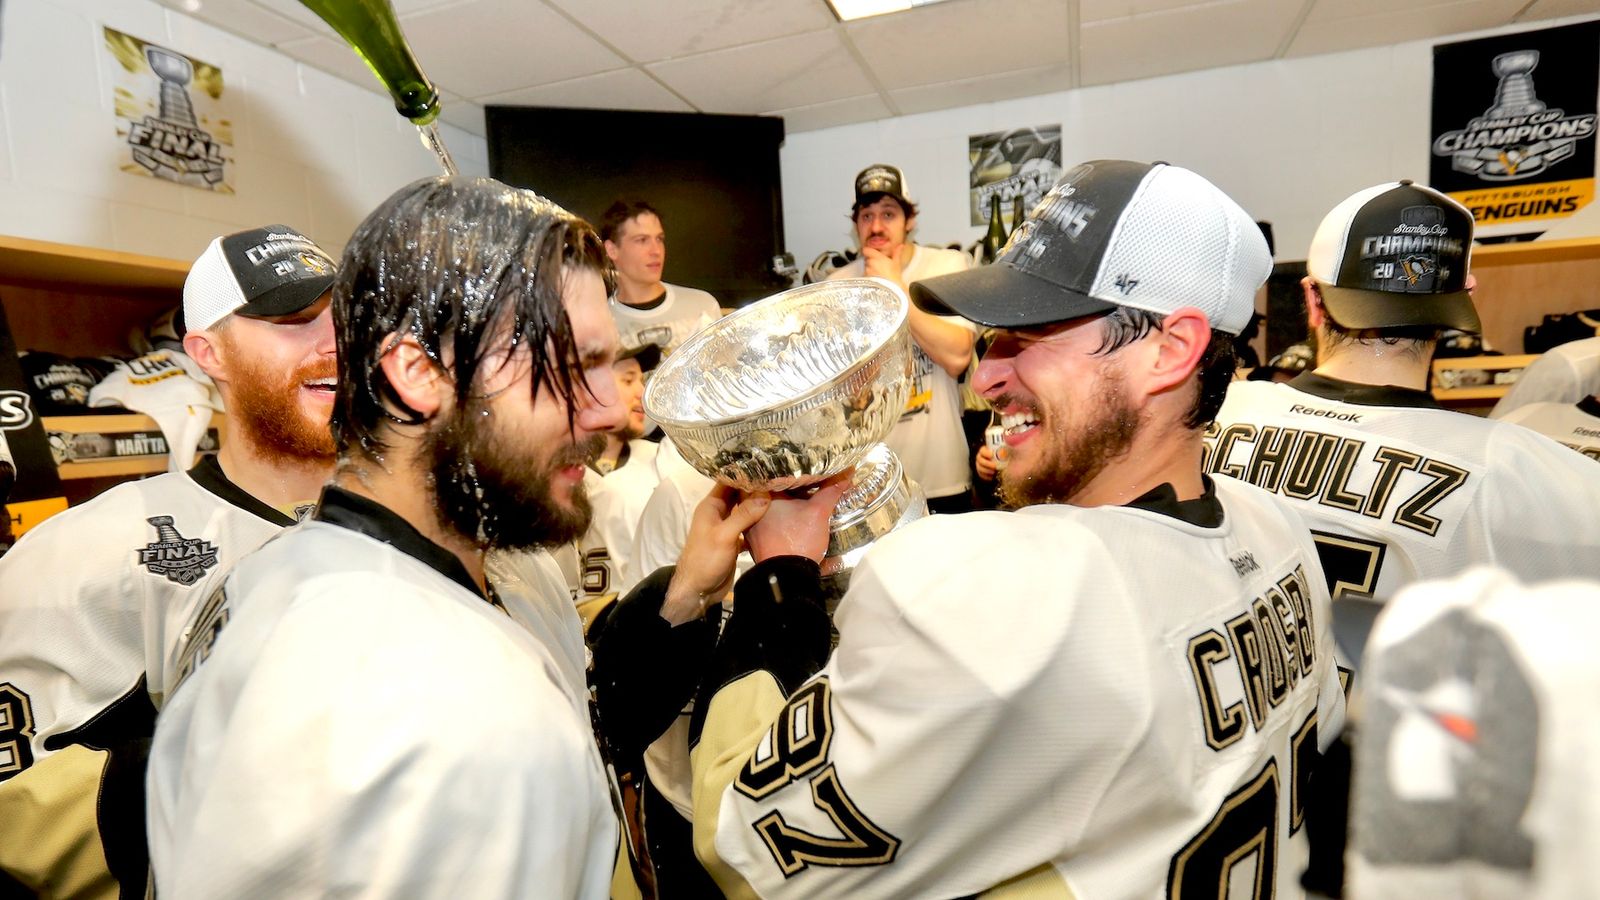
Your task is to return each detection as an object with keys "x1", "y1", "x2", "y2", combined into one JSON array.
[
  {"x1": 911, "y1": 263, "x2": 1117, "y2": 328},
  {"x1": 617, "y1": 343, "x2": 662, "y2": 372},
  {"x1": 1319, "y1": 284, "x2": 1481, "y2": 333},
  {"x1": 234, "y1": 273, "x2": 336, "y2": 319}
]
